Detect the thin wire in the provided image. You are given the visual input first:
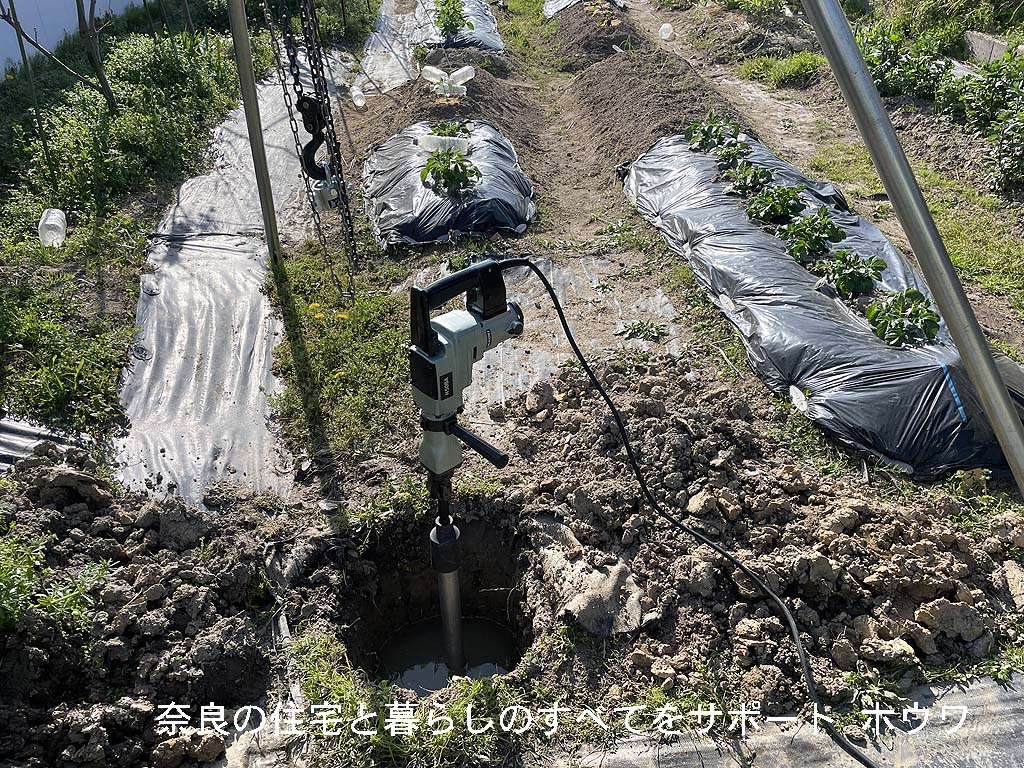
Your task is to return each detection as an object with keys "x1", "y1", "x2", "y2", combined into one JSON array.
[{"x1": 499, "y1": 256, "x2": 881, "y2": 768}]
